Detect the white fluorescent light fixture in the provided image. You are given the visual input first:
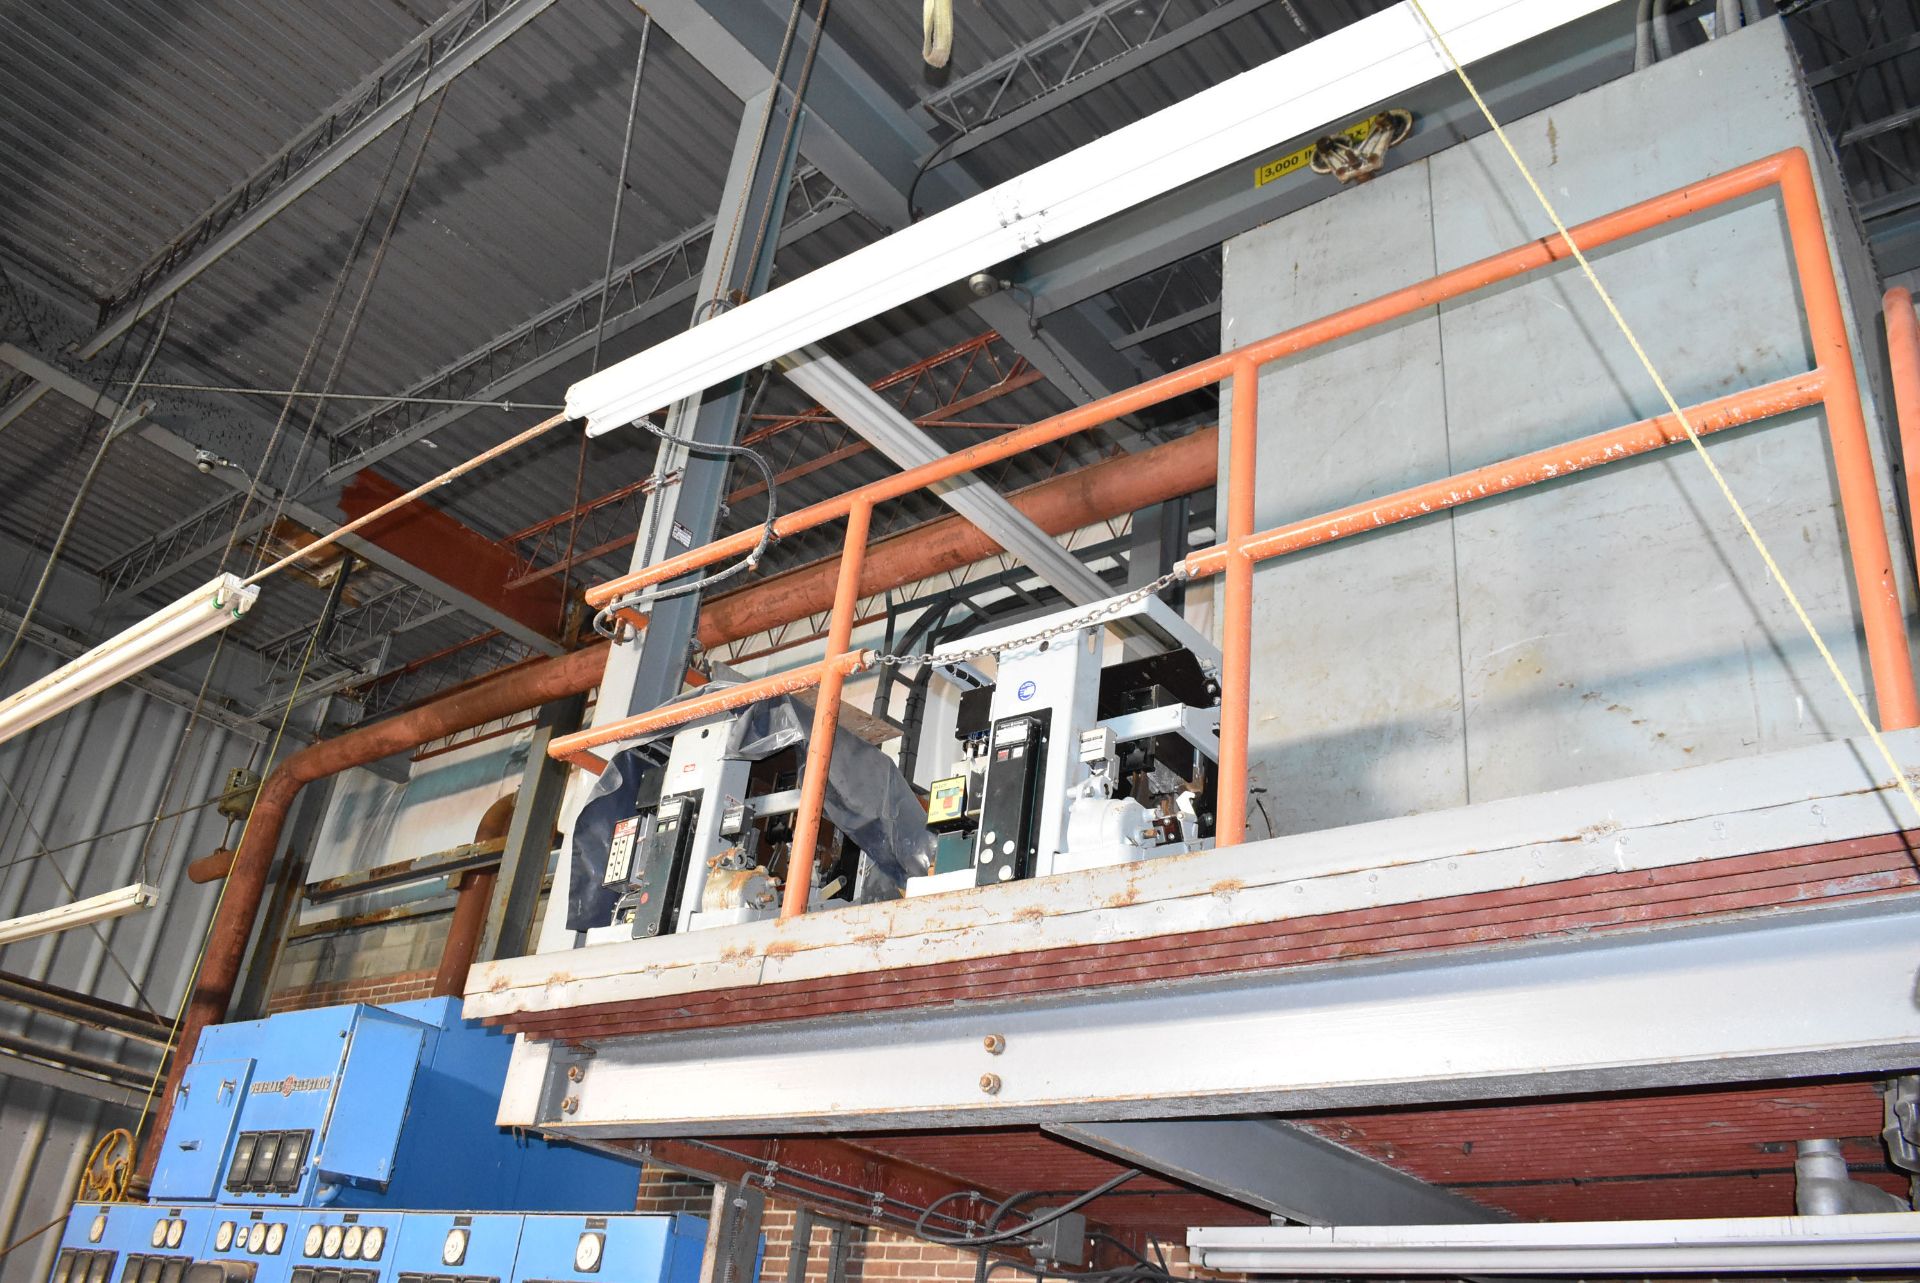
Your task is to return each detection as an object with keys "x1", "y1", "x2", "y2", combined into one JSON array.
[
  {"x1": 568, "y1": 0, "x2": 1612, "y2": 435},
  {"x1": 1187, "y1": 1213, "x2": 1920, "y2": 1275},
  {"x1": 0, "y1": 883, "x2": 160, "y2": 948},
  {"x1": 0, "y1": 573, "x2": 259, "y2": 746}
]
